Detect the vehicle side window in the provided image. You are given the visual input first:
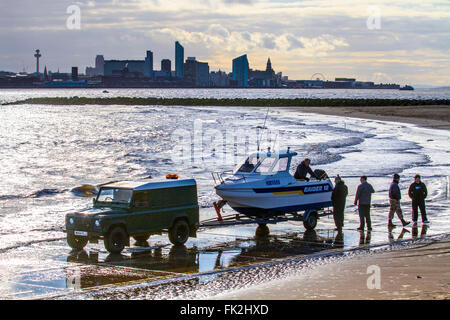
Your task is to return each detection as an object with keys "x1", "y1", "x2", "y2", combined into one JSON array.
[{"x1": 133, "y1": 191, "x2": 150, "y2": 208}]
